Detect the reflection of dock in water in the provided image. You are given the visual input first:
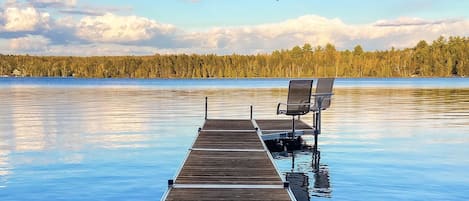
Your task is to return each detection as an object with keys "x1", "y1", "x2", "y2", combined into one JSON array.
[
  {"x1": 286, "y1": 164, "x2": 331, "y2": 200},
  {"x1": 273, "y1": 147, "x2": 332, "y2": 200}
]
